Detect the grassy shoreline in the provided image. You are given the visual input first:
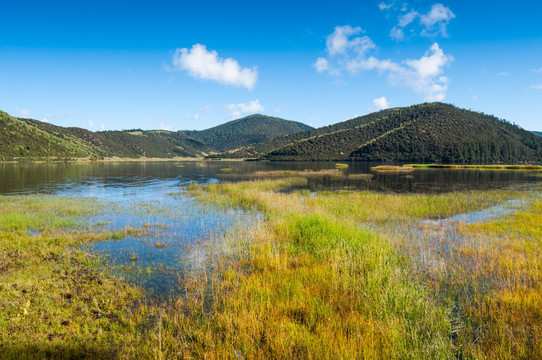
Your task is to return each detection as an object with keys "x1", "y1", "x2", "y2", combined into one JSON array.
[
  {"x1": 406, "y1": 163, "x2": 542, "y2": 170},
  {"x1": 1, "y1": 180, "x2": 541, "y2": 358}
]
